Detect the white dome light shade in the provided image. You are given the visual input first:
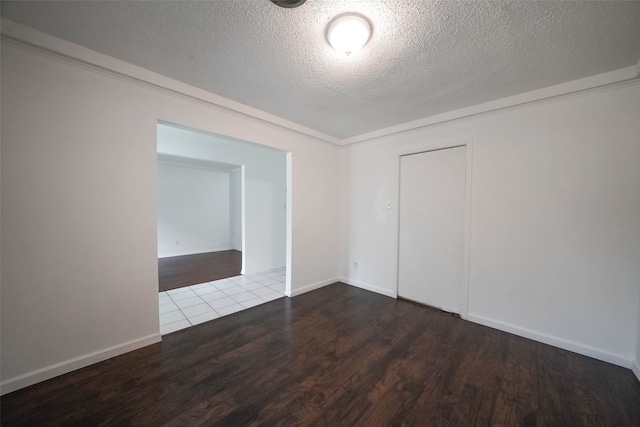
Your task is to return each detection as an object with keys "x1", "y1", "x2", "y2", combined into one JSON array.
[{"x1": 326, "y1": 14, "x2": 372, "y2": 56}]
